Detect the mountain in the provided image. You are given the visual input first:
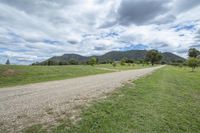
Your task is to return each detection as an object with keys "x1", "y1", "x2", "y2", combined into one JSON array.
[
  {"x1": 97, "y1": 50, "x2": 147, "y2": 63},
  {"x1": 50, "y1": 54, "x2": 88, "y2": 63},
  {"x1": 38, "y1": 50, "x2": 185, "y2": 65},
  {"x1": 161, "y1": 52, "x2": 185, "y2": 63}
]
